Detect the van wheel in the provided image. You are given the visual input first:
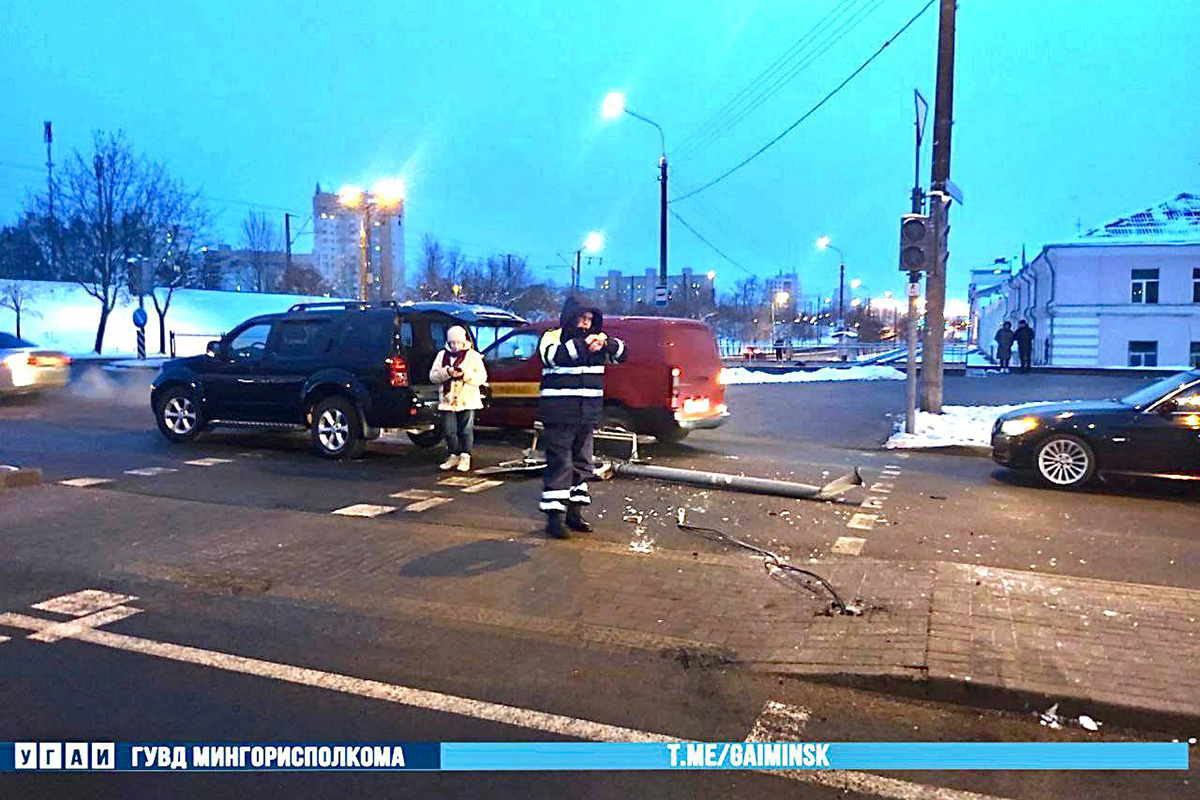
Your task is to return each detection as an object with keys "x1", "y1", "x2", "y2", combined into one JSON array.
[
  {"x1": 601, "y1": 407, "x2": 636, "y2": 434},
  {"x1": 312, "y1": 397, "x2": 365, "y2": 459},
  {"x1": 408, "y1": 428, "x2": 443, "y2": 448},
  {"x1": 655, "y1": 426, "x2": 690, "y2": 444},
  {"x1": 155, "y1": 386, "x2": 203, "y2": 444}
]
